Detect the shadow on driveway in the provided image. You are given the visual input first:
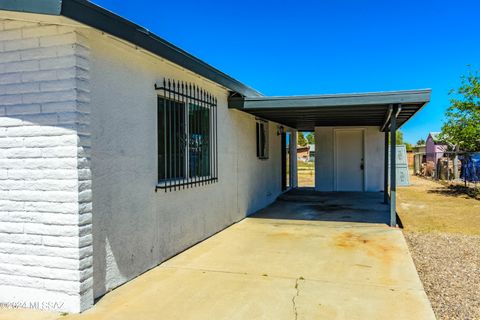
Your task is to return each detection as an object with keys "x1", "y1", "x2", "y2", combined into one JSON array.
[{"x1": 251, "y1": 188, "x2": 390, "y2": 225}]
